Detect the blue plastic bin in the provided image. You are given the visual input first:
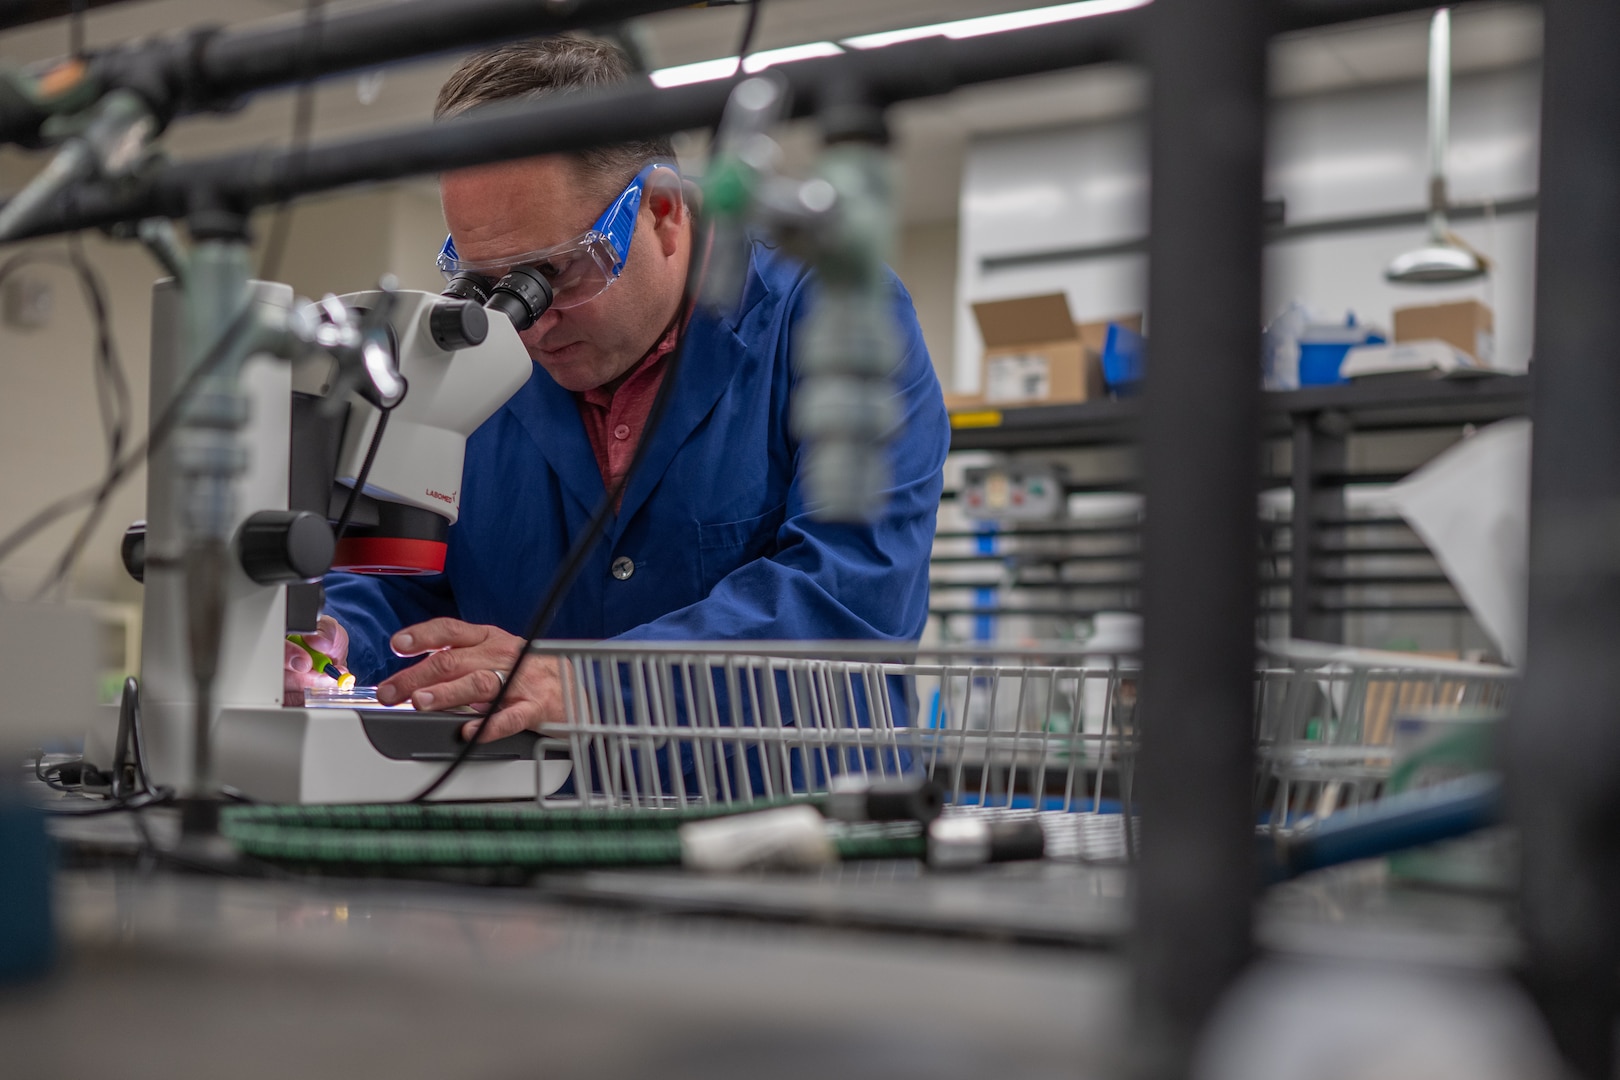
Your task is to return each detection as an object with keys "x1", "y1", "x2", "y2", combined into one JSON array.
[
  {"x1": 1297, "y1": 326, "x2": 1386, "y2": 386},
  {"x1": 1100, "y1": 322, "x2": 1147, "y2": 392}
]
